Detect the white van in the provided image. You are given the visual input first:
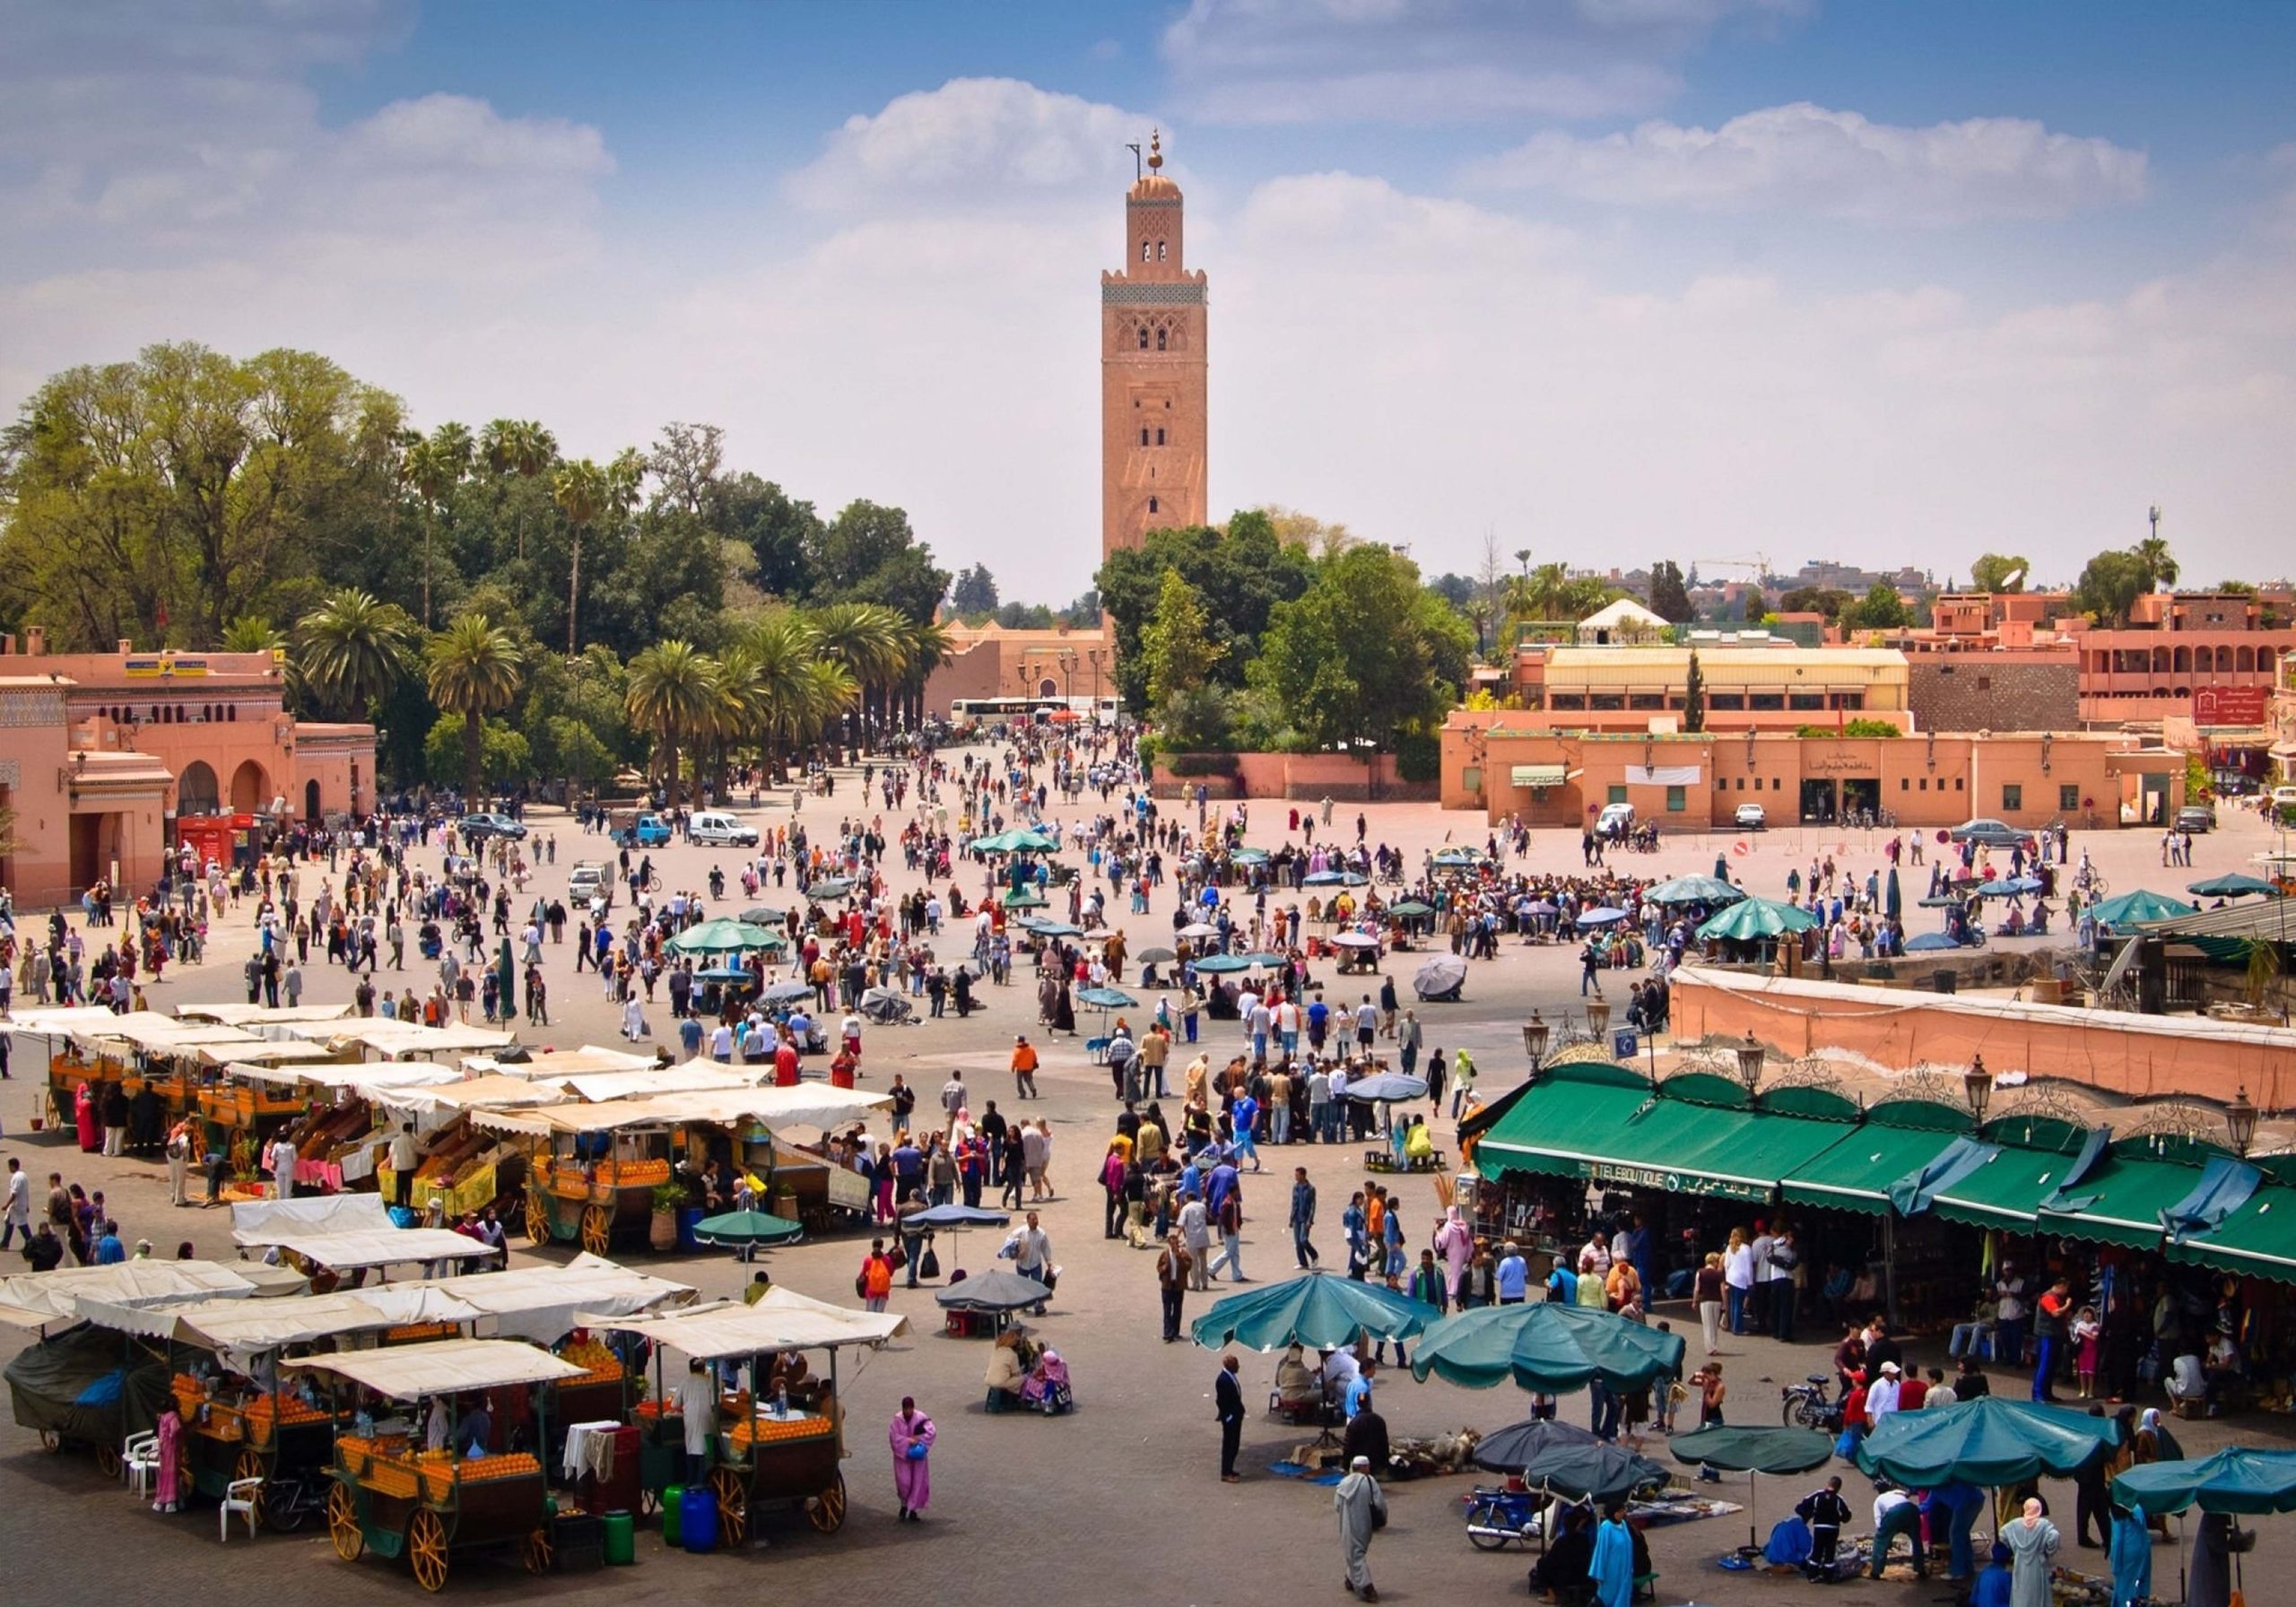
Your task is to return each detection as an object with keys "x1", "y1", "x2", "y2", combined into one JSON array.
[
  {"x1": 690, "y1": 811, "x2": 760, "y2": 847},
  {"x1": 568, "y1": 862, "x2": 613, "y2": 911}
]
